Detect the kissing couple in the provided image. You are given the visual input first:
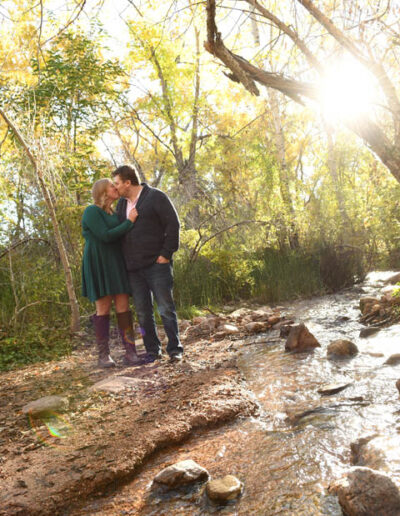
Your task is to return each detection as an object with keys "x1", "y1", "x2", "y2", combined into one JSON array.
[{"x1": 81, "y1": 165, "x2": 184, "y2": 367}]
